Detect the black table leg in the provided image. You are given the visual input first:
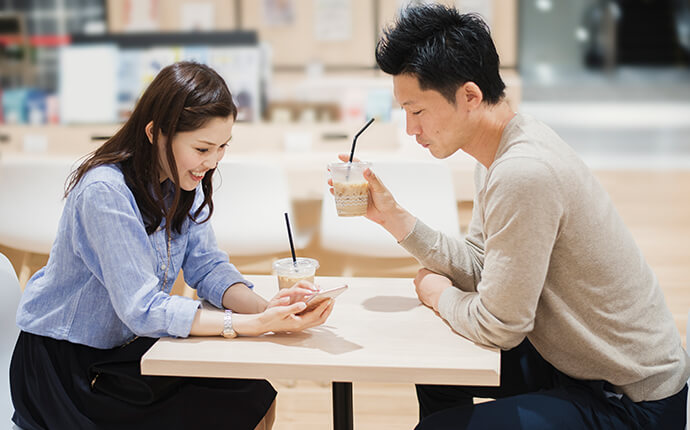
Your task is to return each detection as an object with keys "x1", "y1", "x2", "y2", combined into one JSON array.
[{"x1": 332, "y1": 381, "x2": 353, "y2": 430}]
